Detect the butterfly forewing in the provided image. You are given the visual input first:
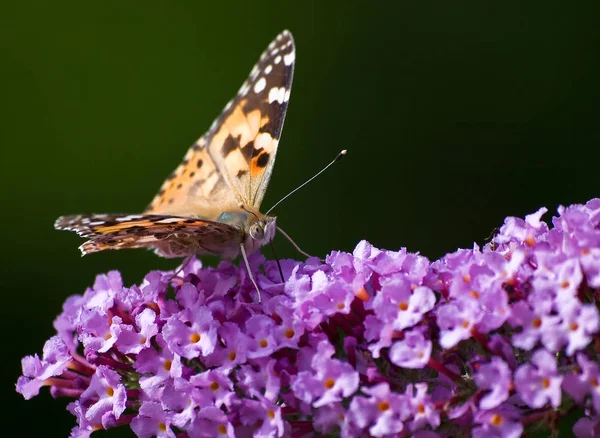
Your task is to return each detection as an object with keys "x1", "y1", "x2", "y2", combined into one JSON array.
[
  {"x1": 206, "y1": 31, "x2": 295, "y2": 209},
  {"x1": 146, "y1": 30, "x2": 295, "y2": 215}
]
